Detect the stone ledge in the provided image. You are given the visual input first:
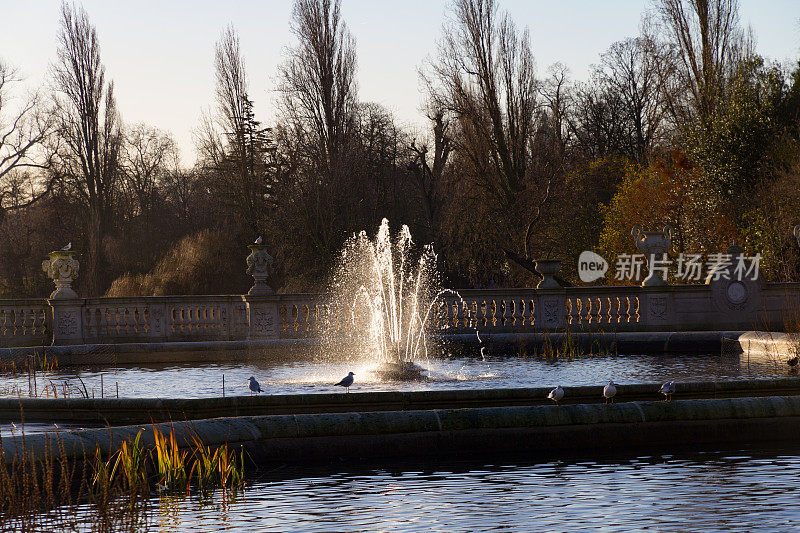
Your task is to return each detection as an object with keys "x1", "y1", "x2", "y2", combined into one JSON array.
[
  {"x1": 5, "y1": 378, "x2": 800, "y2": 424},
  {"x1": 6, "y1": 395, "x2": 800, "y2": 465}
]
